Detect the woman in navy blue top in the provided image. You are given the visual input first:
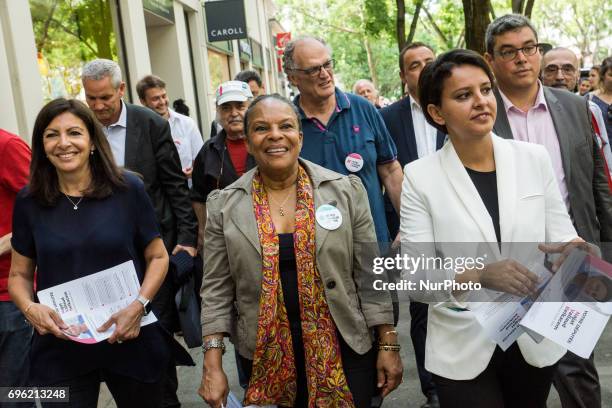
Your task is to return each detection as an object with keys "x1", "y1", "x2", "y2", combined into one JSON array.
[{"x1": 9, "y1": 98, "x2": 172, "y2": 407}]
